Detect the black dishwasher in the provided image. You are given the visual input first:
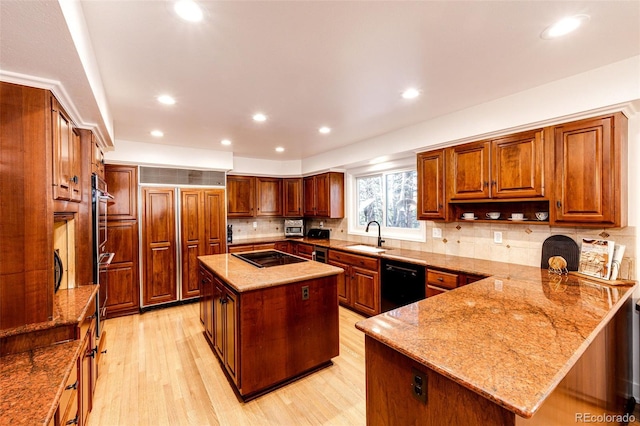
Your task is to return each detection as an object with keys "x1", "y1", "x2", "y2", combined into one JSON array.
[{"x1": 381, "y1": 259, "x2": 425, "y2": 312}]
